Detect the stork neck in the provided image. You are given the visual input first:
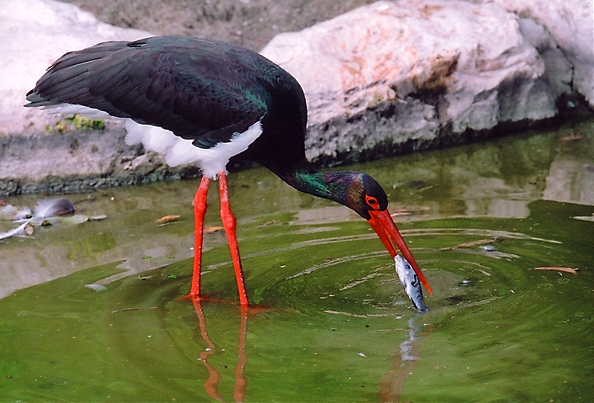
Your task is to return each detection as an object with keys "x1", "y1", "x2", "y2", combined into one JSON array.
[{"x1": 276, "y1": 167, "x2": 361, "y2": 207}]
